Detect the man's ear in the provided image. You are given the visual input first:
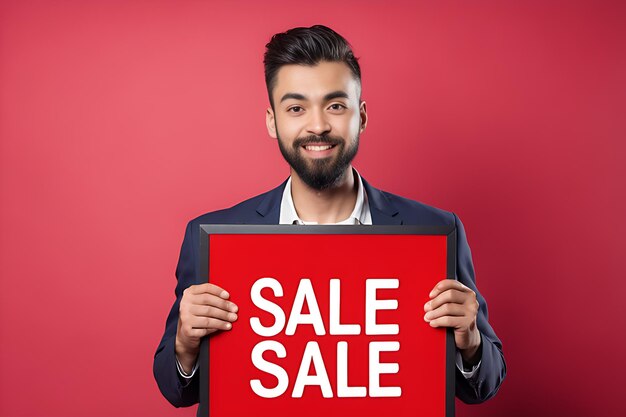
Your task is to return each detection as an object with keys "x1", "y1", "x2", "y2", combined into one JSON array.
[
  {"x1": 266, "y1": 107, "x2": 277, "y2": 139},
  {"x1": 359, "y1": 100, "x2": 368, "y2": 133}
]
